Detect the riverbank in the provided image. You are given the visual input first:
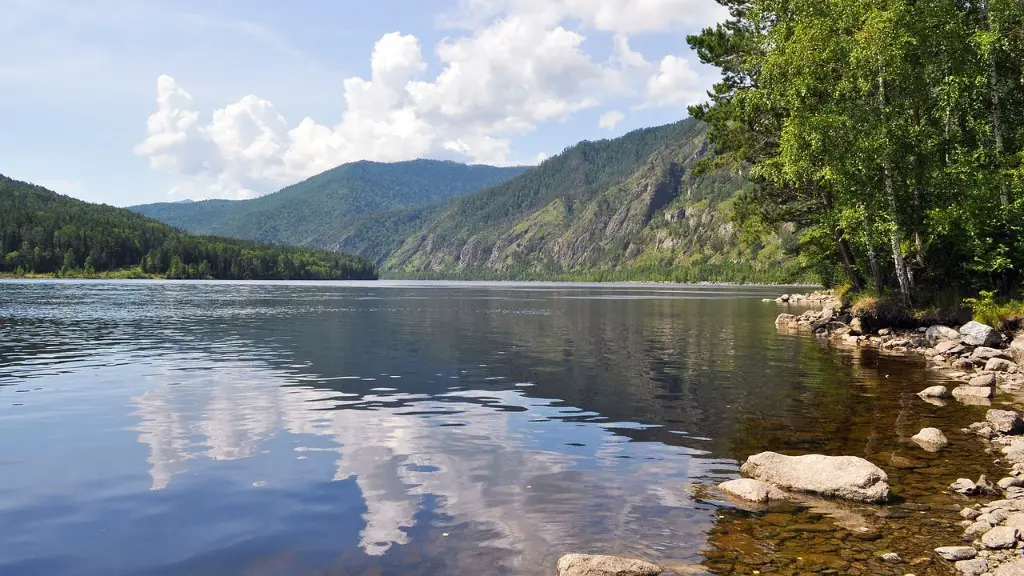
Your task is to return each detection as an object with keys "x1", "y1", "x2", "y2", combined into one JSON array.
[{"x1": 760, "y1": 293, "x2": 1024, "y2": 574}]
